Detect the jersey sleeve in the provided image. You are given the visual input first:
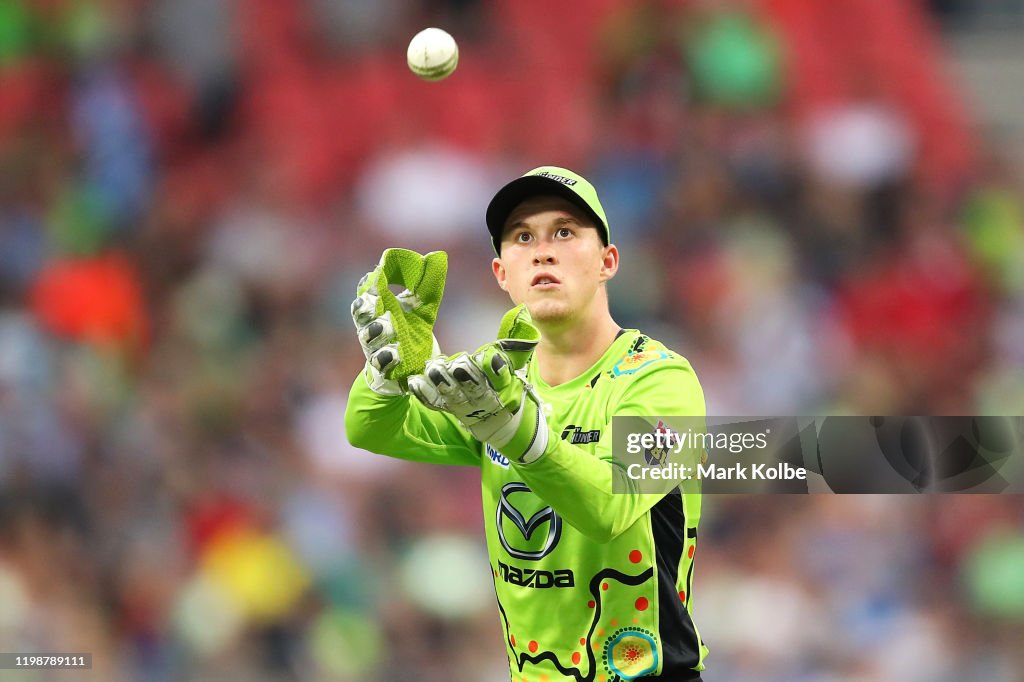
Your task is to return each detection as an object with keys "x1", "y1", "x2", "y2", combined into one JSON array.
[
  {"x1": 345, "y1": 368, "x2": 482, "y2": 467},
  {"x1": 510, "y1": 359, "x2": 704, "y2": 542}
]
